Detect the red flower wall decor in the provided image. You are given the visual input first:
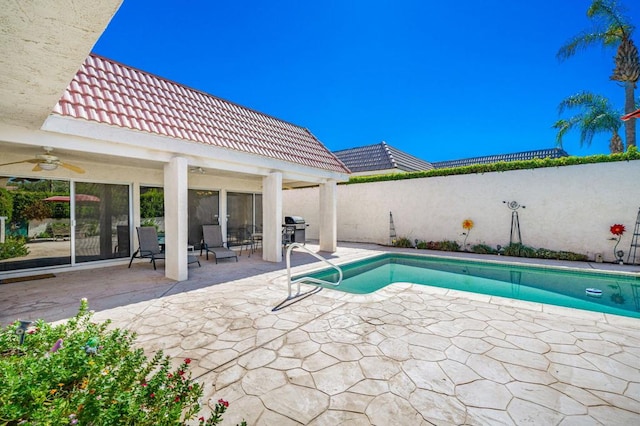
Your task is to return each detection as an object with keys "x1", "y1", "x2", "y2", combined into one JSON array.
[{"x1": 610, "y1": 224, "x2": 626, "y2": 236}]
